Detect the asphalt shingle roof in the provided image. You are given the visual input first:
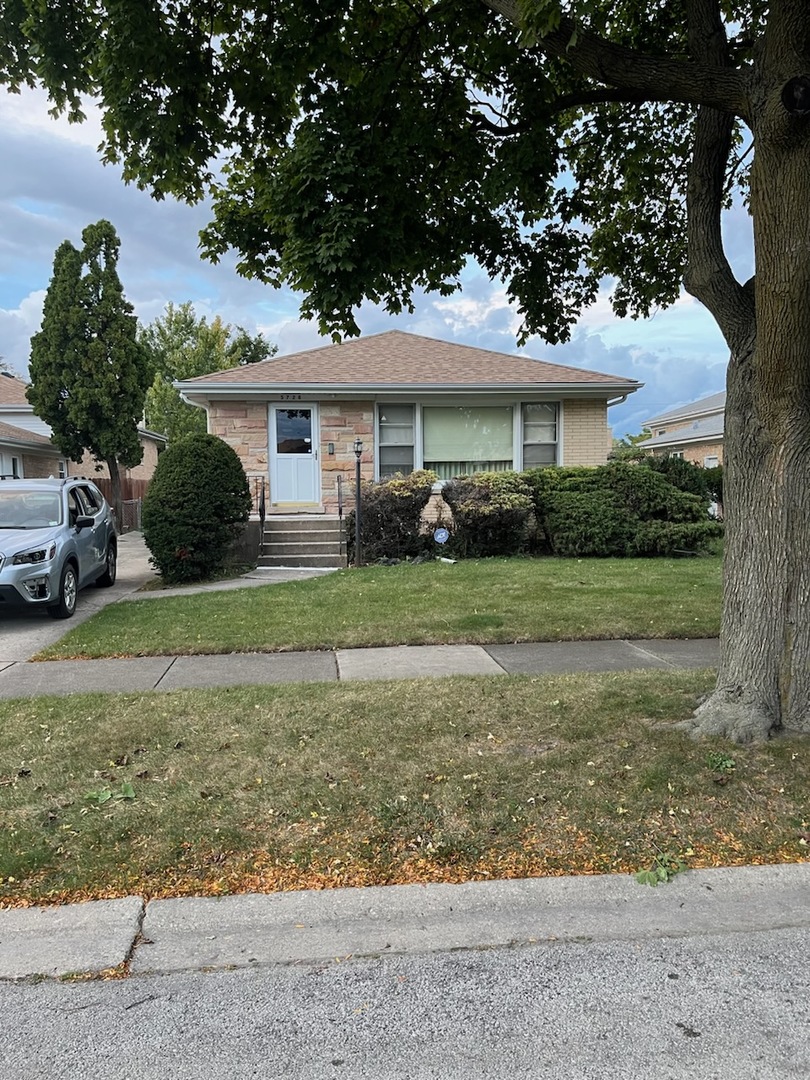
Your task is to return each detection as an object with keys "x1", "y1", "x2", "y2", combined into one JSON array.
[
  {"x1": 0, "y1": 420, "x2": 52, "y2": 446},
  {"x1": 0, "y1": 373, "x2": 31, "y2": 406},
  {"x1": 645, "y1": 390, "x2": 726, "y2": 427},
  {"x1": 643, "y1": 412, "x2": 725, "y2": 448},
  {"x1": 181, "y1": 331, "x2": 640, "y2": 389}
]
